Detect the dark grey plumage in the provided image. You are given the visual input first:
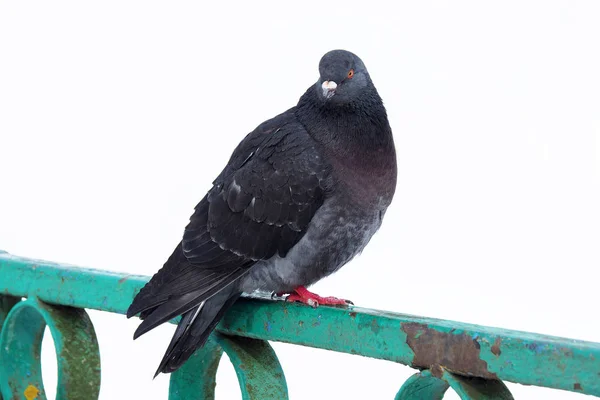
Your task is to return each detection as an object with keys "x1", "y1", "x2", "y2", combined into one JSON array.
[{"x1": 127, "y1": 49, "x2": 397, "y2": 375}]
